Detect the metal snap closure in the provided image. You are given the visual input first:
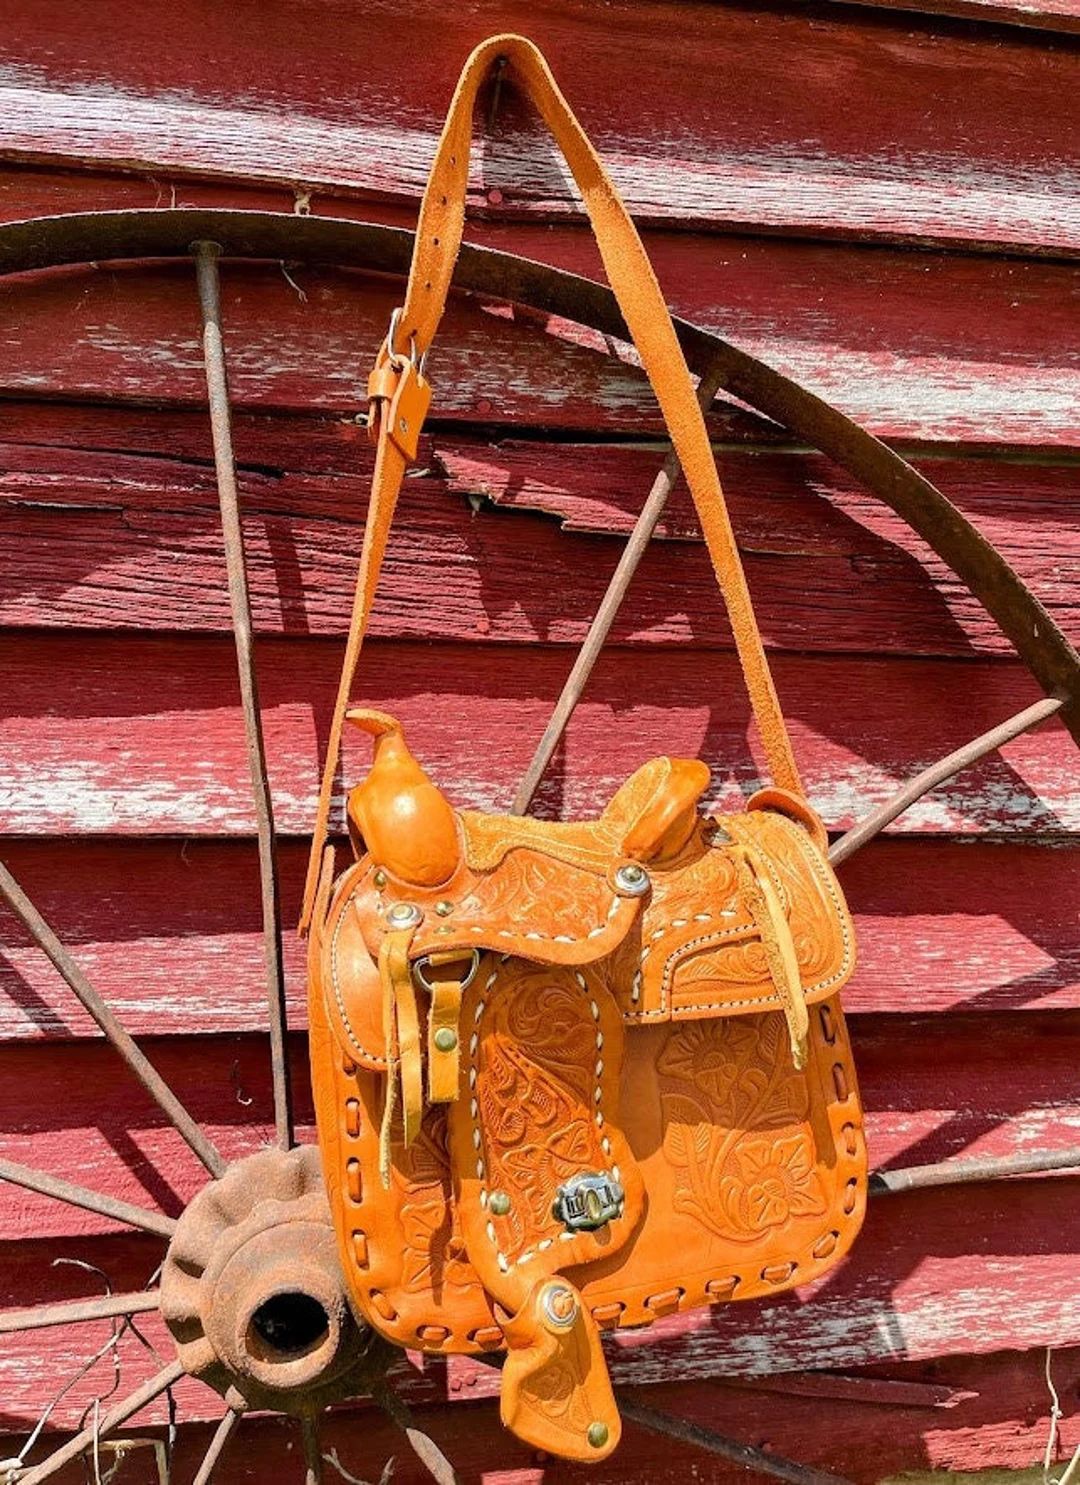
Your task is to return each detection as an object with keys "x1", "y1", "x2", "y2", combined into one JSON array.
[
  {"x1": 553, "y1": 1172, "x2": 625, "y2": 1232},
  {"x1": 386, "y1": 901, "x2": 423, "y2": 929},
  {"x1": 488, "y1": 1190, "x2": 511, "y2": 1216},
  {"x1": 587, "y1": 1422, "x2": 610, "y2": 1450},
  {"x1": 433, "y1": 1027, "x2": 458, "y2": 1053},
  {"x1": 613, "y1": 862, "x2": 651, "y2": 896},
  {"x1": 540, "y1": 1281, "x2": 579, "y2": 1330}
]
